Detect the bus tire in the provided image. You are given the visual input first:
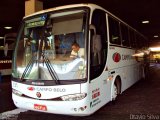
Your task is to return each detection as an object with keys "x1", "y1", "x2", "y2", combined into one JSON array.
[{"x1": 111, "y1": 77, "x2": 121, "y2": 104}]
